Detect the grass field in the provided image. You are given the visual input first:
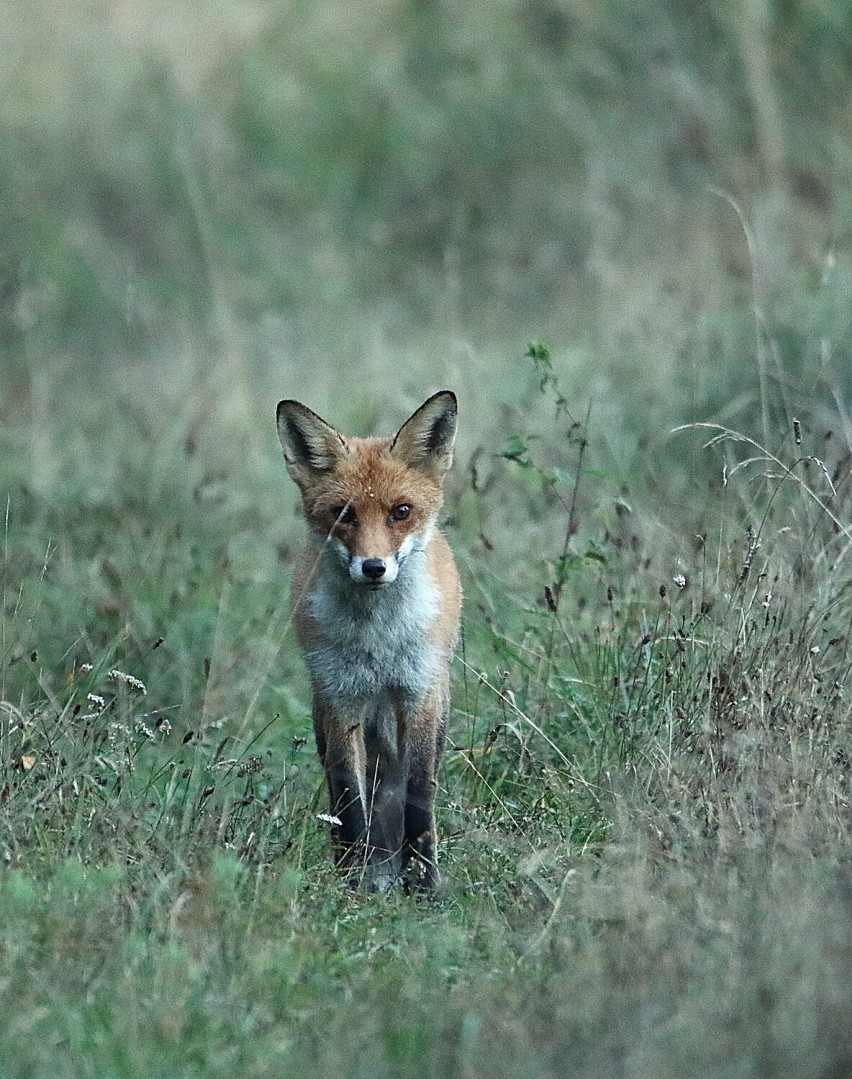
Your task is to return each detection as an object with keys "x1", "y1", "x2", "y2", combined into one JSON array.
[{"x1": 2, "y1": 2, "x2": 852, "y2": 1076}]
